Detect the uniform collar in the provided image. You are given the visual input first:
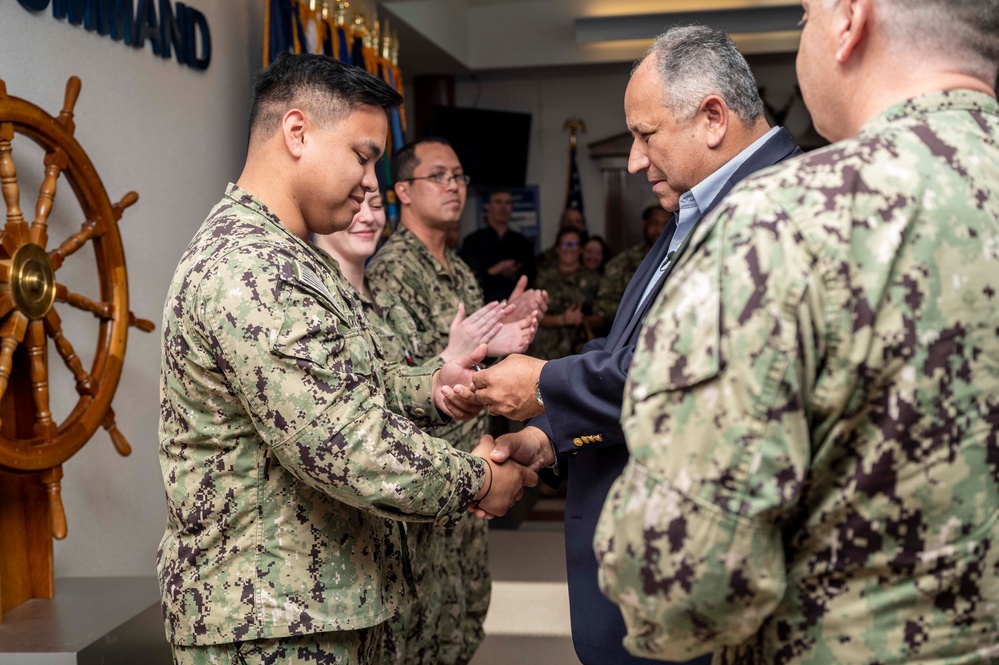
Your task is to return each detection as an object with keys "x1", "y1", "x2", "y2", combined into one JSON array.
[{"x1": 870, "y1": 89, "x2": 998, "y2": 128}]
